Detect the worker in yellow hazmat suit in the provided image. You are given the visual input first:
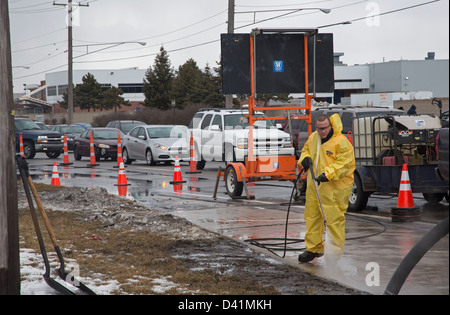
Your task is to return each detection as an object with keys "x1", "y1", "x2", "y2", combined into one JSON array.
[{"x1": 298, "y1": 113, "x2": 355, "y2": 262}]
